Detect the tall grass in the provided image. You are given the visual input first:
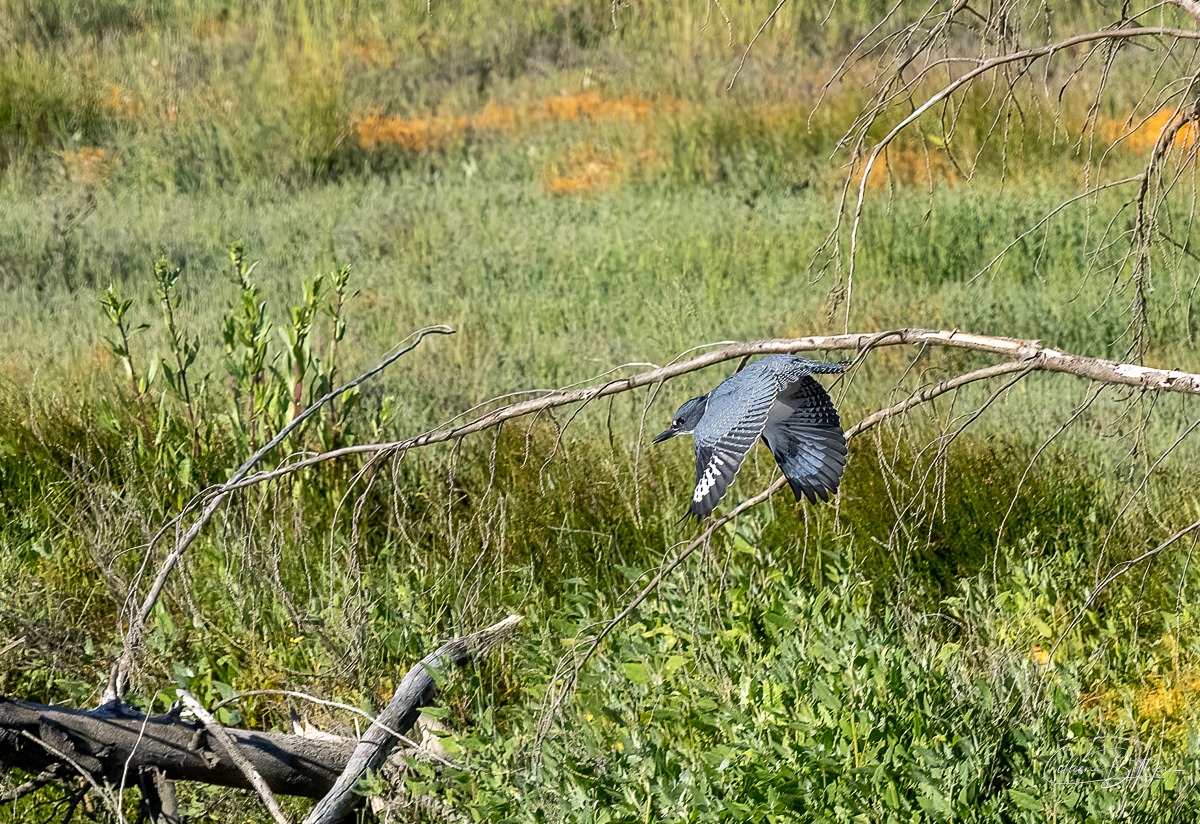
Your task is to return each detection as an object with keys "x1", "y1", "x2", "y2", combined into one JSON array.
[{"x1": 4, "y1": 0, "x2": 1200, "y2": 821}]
